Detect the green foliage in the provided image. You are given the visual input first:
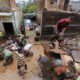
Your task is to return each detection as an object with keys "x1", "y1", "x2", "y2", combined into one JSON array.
[{"x1": 23, "y1": 4, "x2": 37, "y2": 13}]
